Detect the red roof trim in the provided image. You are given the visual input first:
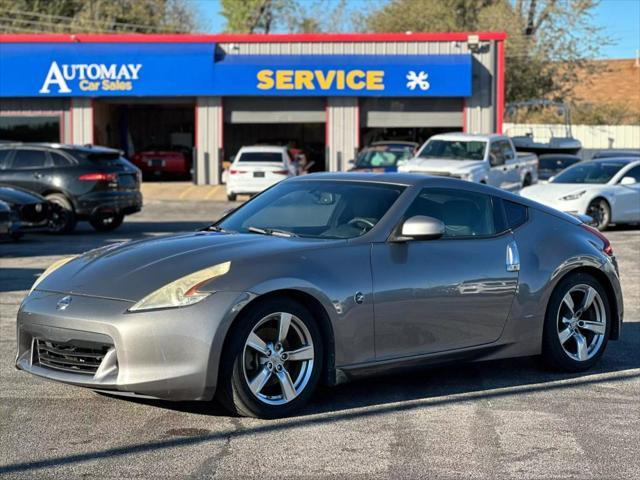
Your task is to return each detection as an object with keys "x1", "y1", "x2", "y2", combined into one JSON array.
[{"x1": 0, "y1": 32, "x2": 506, "y2": 44}]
